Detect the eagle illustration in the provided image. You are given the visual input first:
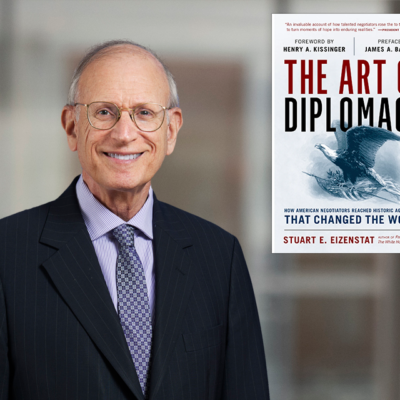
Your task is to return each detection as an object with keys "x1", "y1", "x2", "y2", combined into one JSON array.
[{"x1": 315, "y1": 122, "x2": 400, "y2": 187}]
